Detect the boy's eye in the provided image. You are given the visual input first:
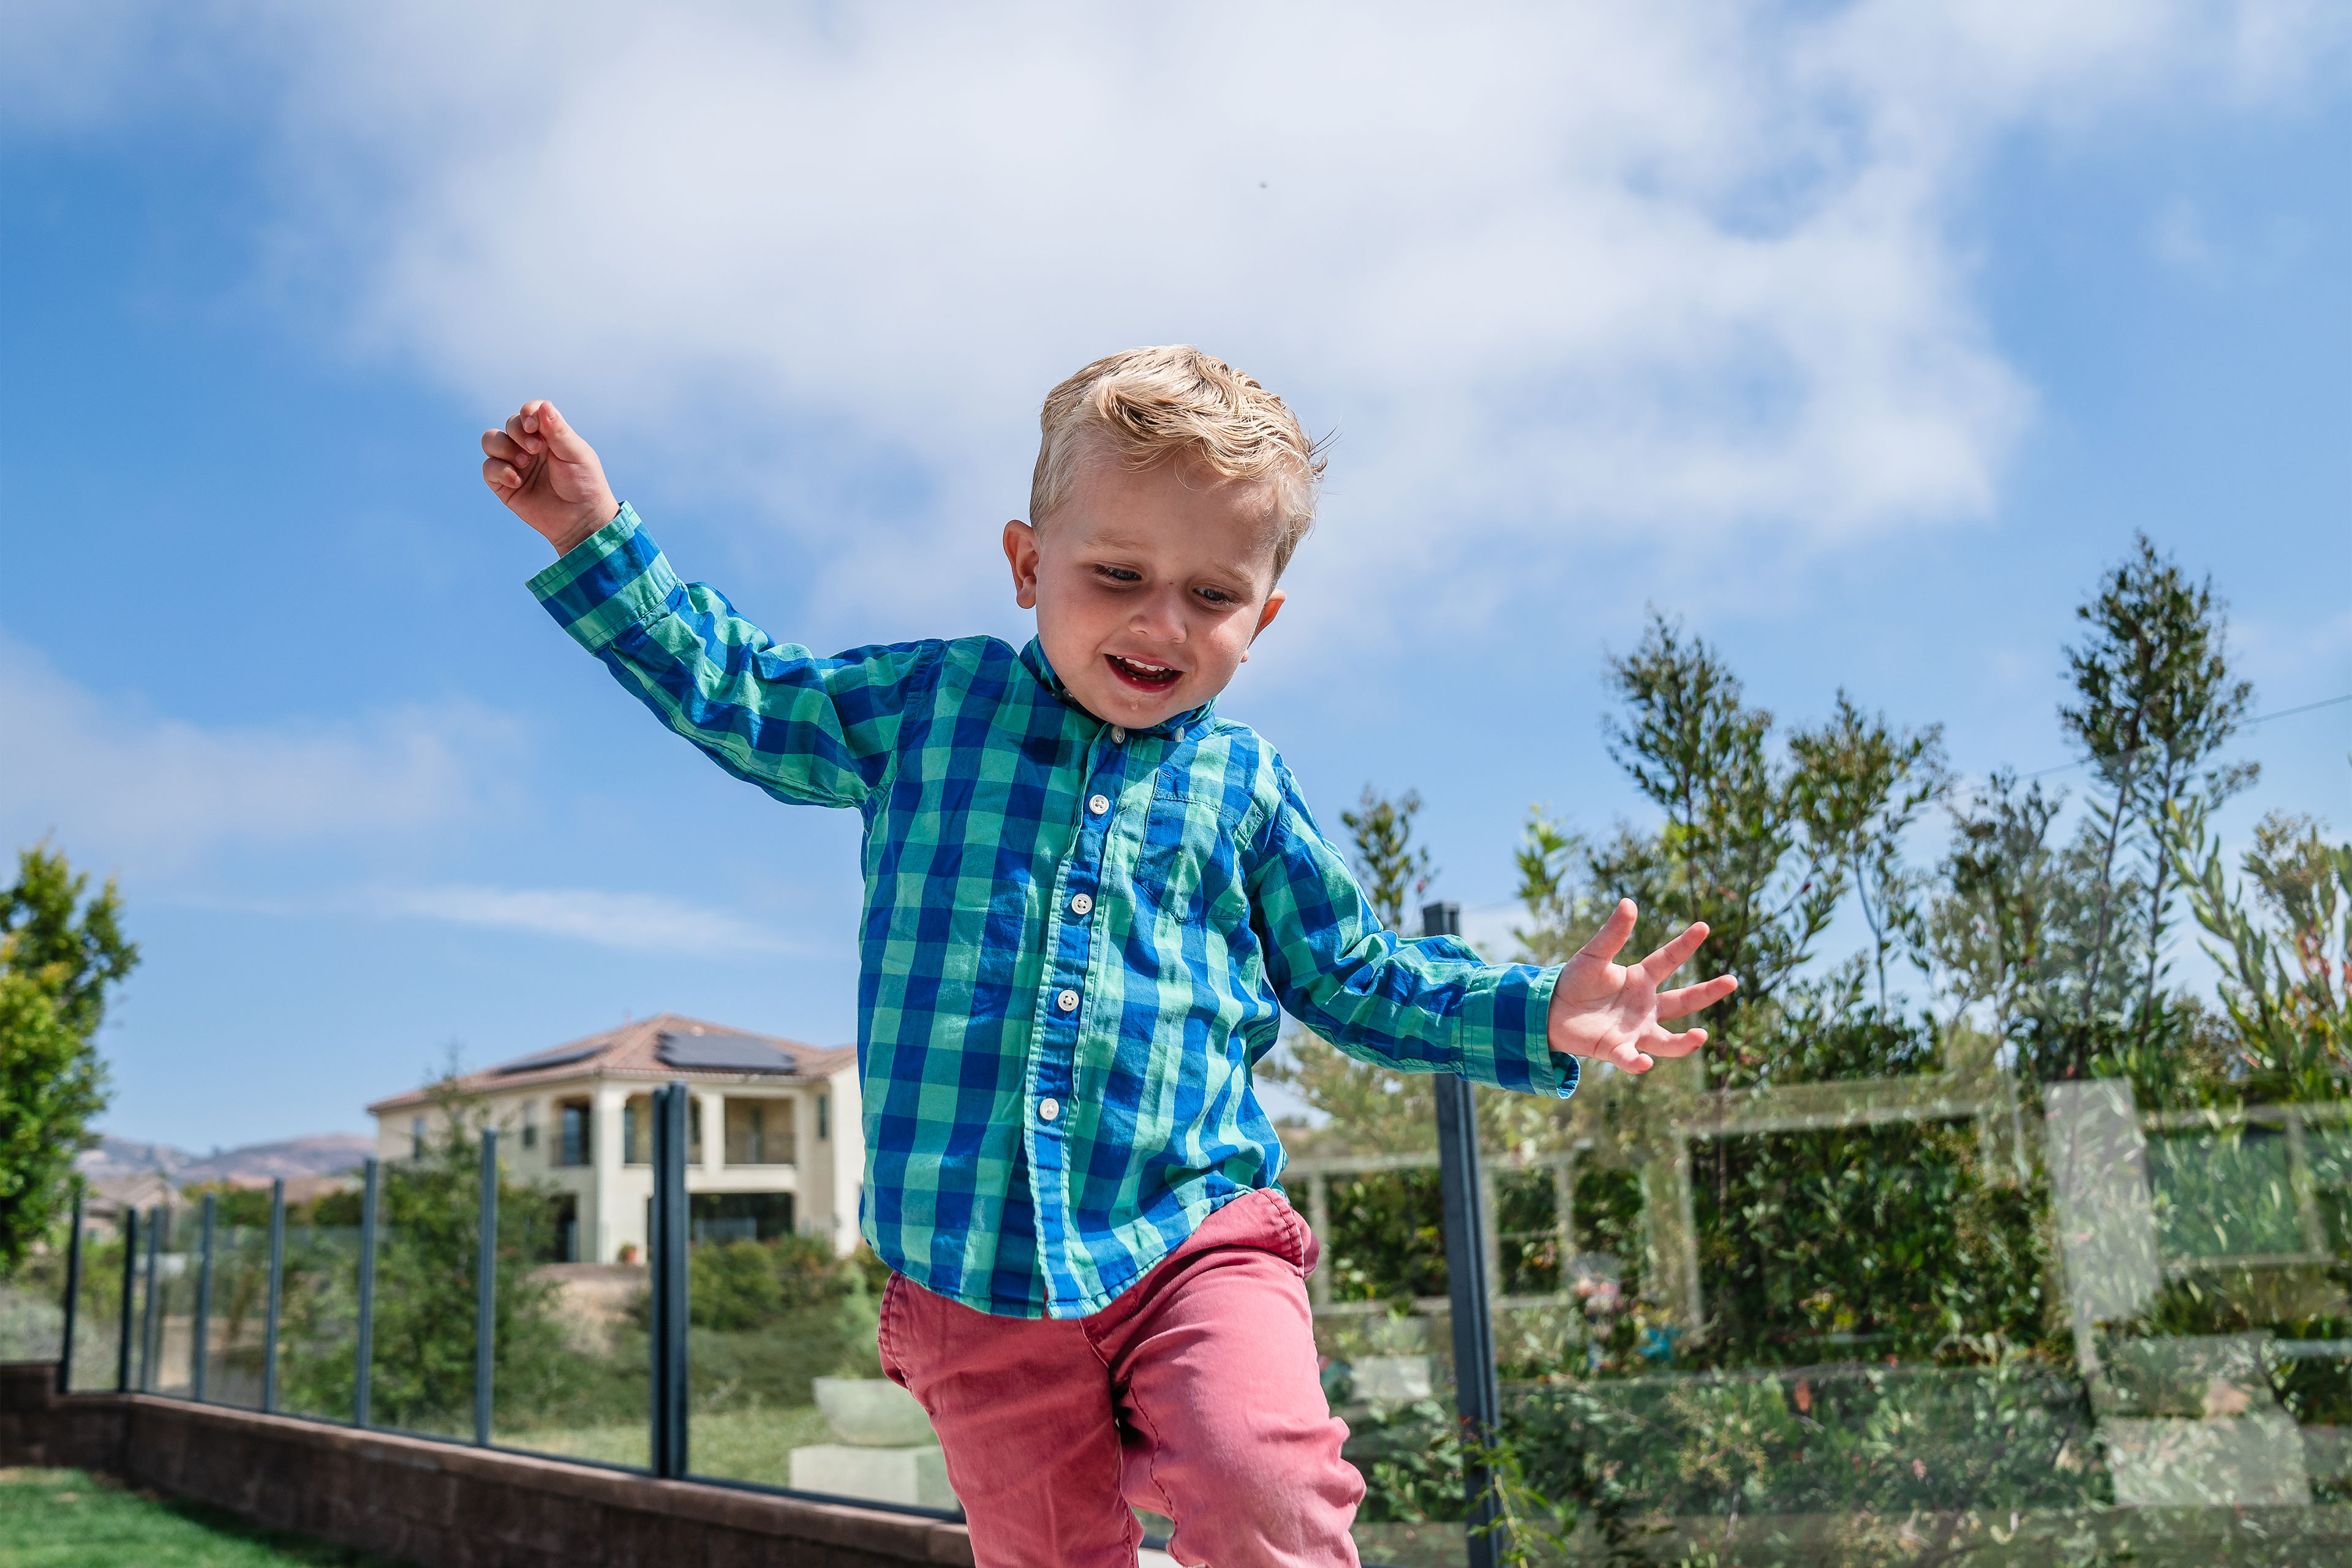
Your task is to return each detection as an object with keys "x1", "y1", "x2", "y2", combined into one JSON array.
[
  {"x1": 1197, "y1": 586, "x2": 1237, "y2": 606},
  {"x1": 1093, "y1": 565, "x2": 1141, "y2": 584}
]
